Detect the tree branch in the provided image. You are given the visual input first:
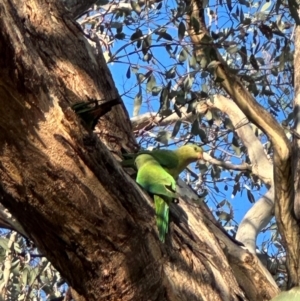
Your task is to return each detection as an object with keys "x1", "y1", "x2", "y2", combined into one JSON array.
[
  {"x1": 203, "y1": 152, "x2": 251, "y2": 171},
  {"x1": 176, "y1": 179, "x2": 279, "y2": 299},
  {"x1": 235, "y1": 187, "x2": 275, "y2": 254}
]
